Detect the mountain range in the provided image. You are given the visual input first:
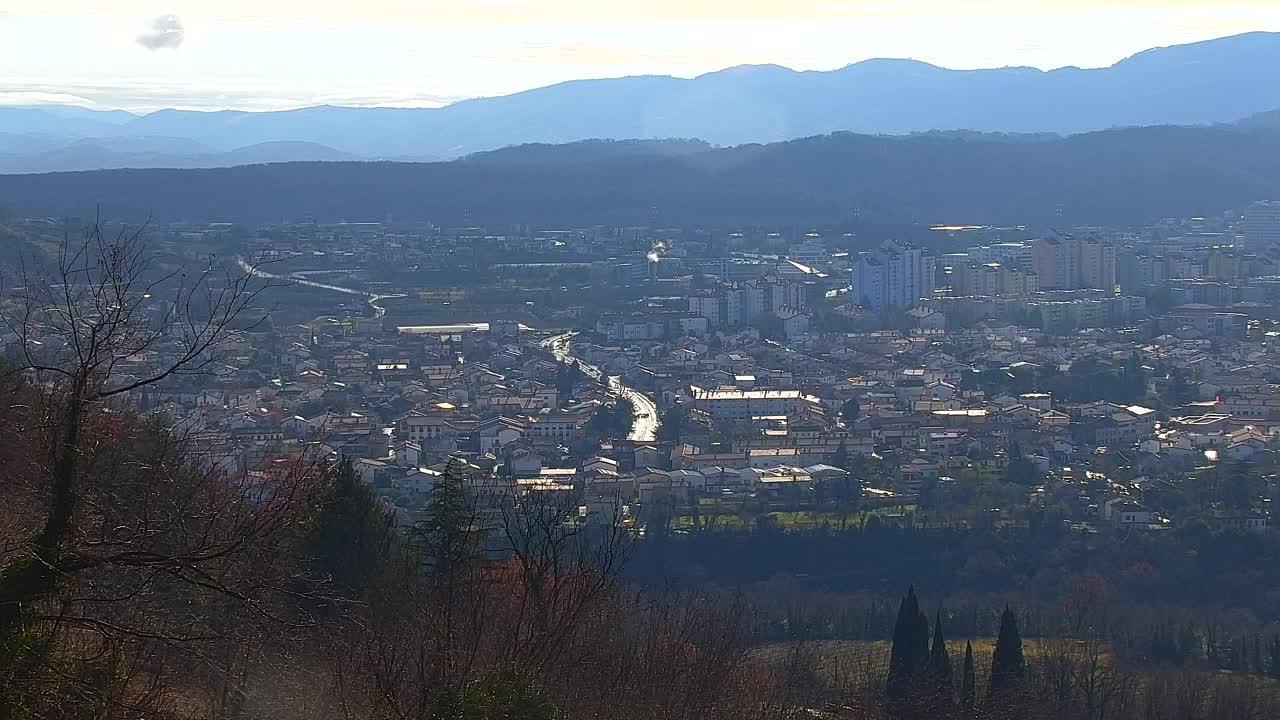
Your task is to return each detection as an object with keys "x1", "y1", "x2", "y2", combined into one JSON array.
[
  {"x1": 3, "y1": 32, "x2": 1280, "y2": 173},
  {"x1": 4, "y1": 123, "x2": 1279, "y2": 228}
]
